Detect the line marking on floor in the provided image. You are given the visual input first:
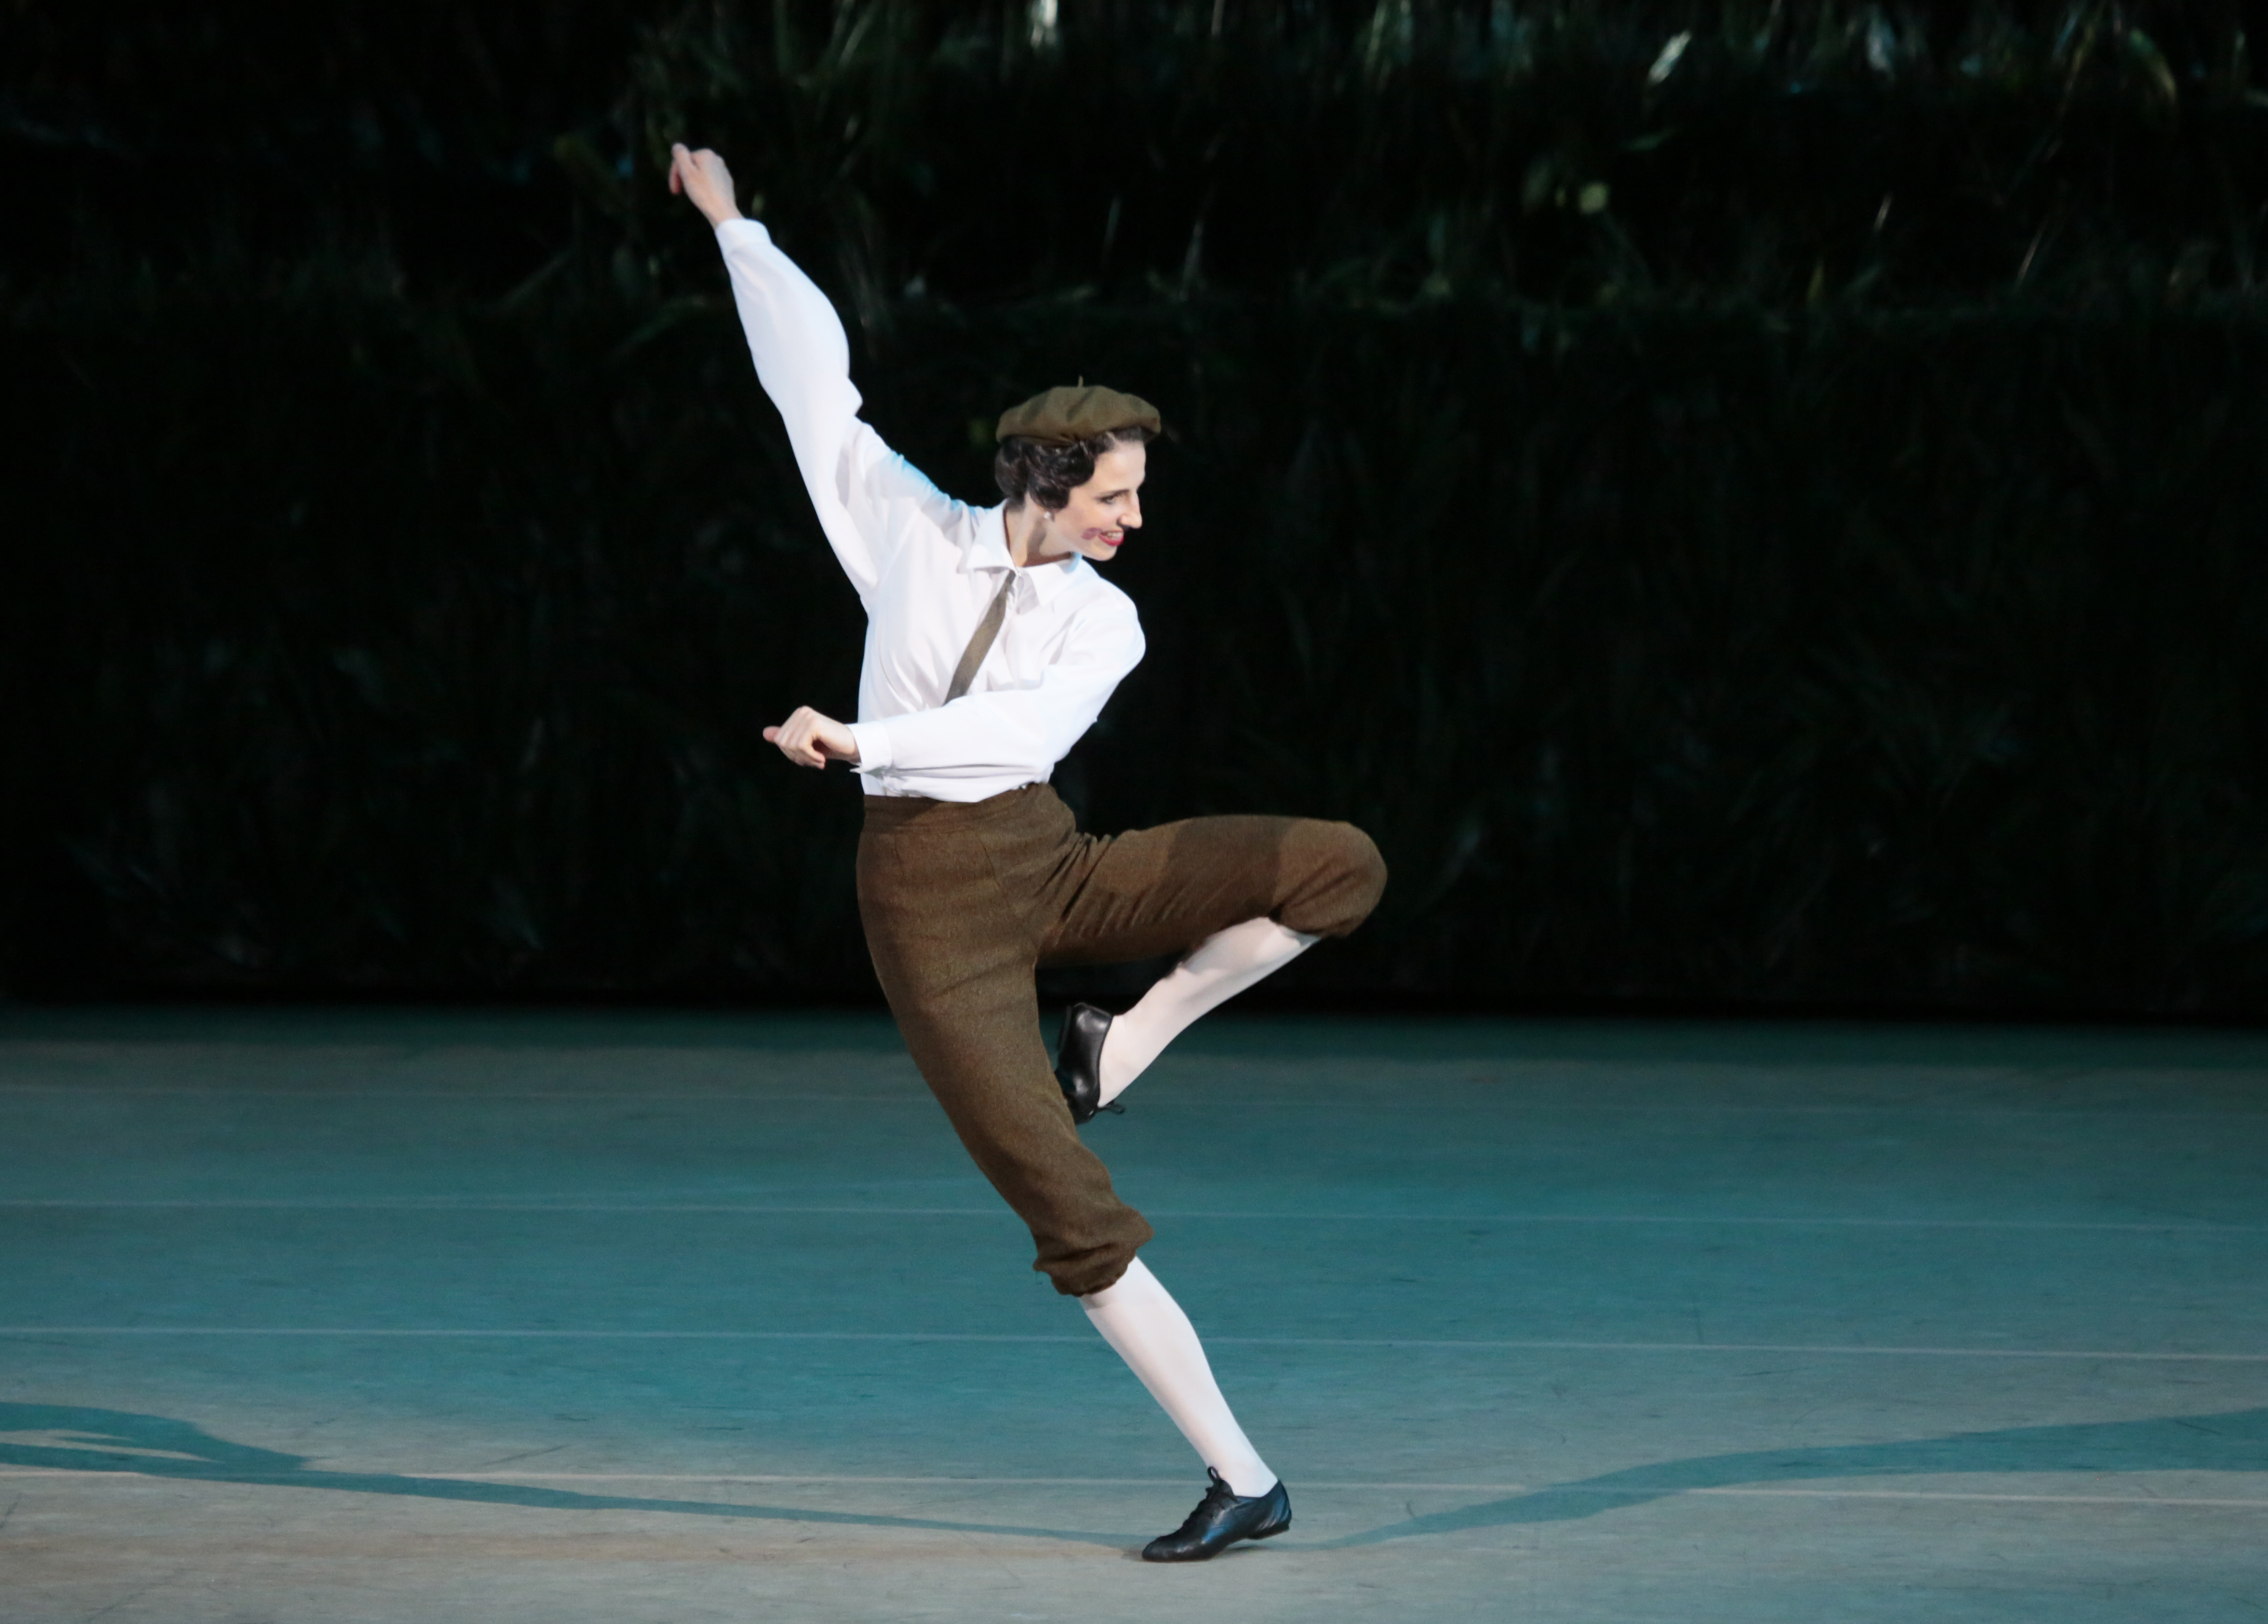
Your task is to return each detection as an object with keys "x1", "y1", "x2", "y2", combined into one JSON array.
[
  {"x1": 0, "y1": 1089, "x2": 926, "y2": 1102},
  {"x1": 2, "y1": 1200, "x2": 2261, "y2": 1233},
  {"x1": 5, "y1": 1084, "x2": 2266, "y2": 1118},
  {"x1": 2, "y1": 1469, "x2": 2262, "y2": 1509},
  {"x1": 1, "y1": 1328, "x2": 2260, "y2": 1360}
]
